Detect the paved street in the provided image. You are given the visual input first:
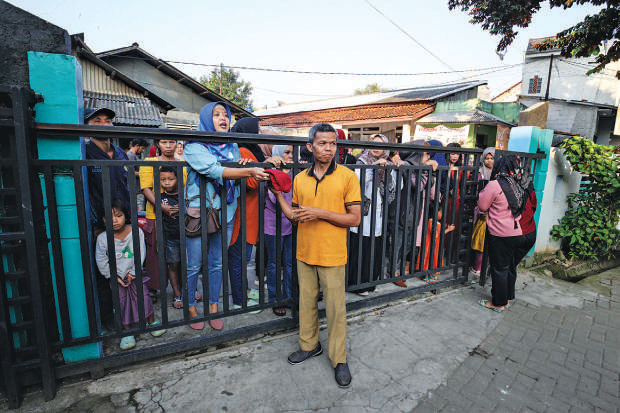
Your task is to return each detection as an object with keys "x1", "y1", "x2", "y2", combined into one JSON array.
[{"x1": 2, "y1": 266, "x2": 618, "y2": 412}]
